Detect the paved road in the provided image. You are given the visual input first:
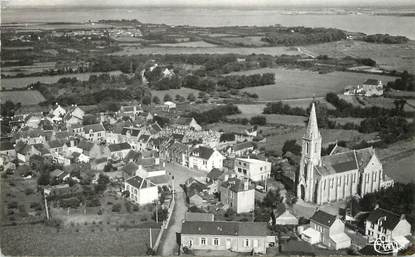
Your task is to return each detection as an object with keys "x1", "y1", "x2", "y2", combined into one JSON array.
[{"x1": 159, "y1": 163, "x2": 207, "y2": 256}]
